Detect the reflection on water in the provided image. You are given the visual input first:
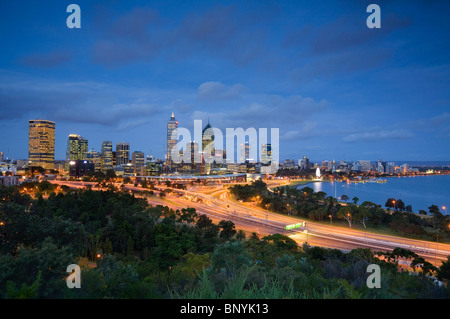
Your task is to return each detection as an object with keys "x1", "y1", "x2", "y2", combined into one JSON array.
[{"x1": 298, "y1": 175, "x2": 450, "y2": 214}]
